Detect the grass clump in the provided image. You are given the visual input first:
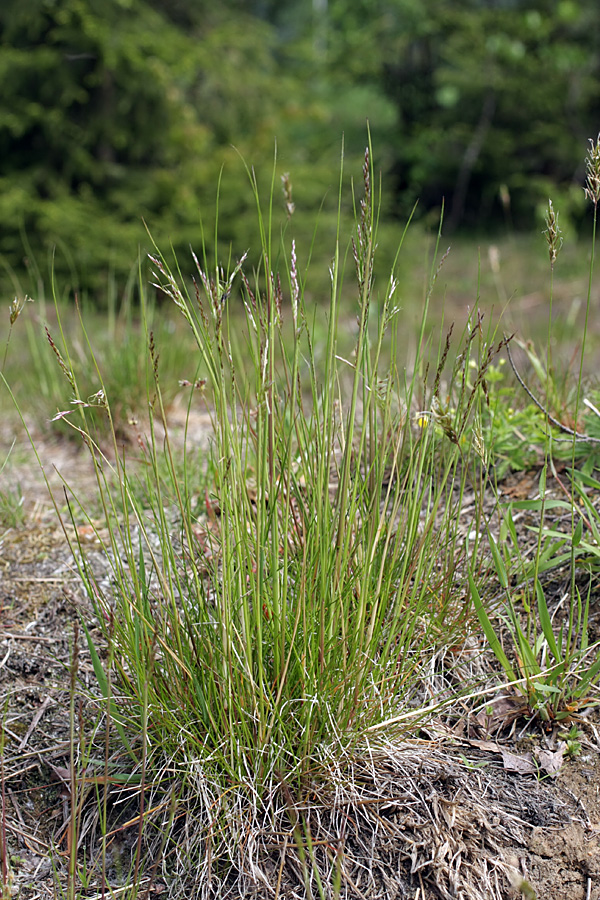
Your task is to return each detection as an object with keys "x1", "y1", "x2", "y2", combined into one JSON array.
[{"x1": 39, "y1": 146, "x2": 501, "y2": 897}]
